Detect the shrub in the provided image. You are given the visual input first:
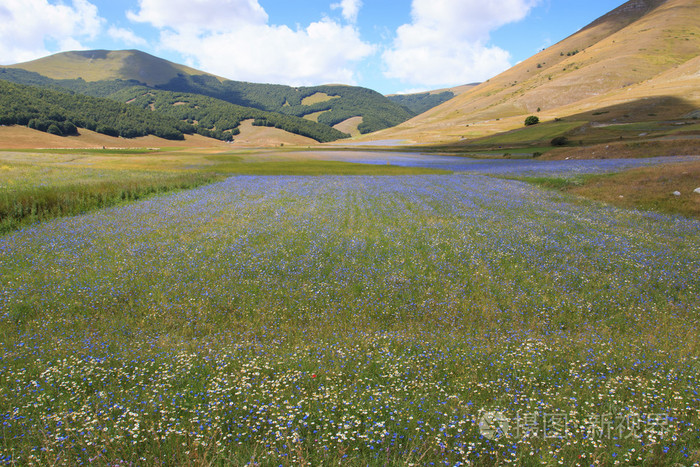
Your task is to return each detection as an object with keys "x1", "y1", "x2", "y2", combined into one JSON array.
[
  {"x1": 62, "y1": 121, "x2": 79, "y2": 136},
  {"x1": 551, "y1": 136, "x2": 569, "y2": 146},
  {"x1": 524, "y1": 116, "x2": 540, "y2": 126}
]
